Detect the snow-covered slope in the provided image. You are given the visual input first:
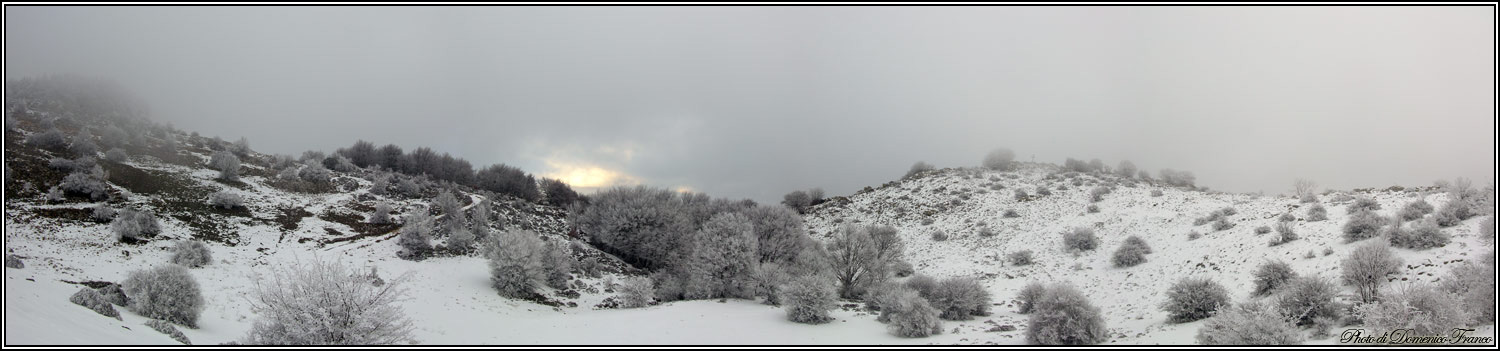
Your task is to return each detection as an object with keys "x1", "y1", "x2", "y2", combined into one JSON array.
[{"x1": 802, "y1": 164, "x2": 1496, "y2": 345}]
